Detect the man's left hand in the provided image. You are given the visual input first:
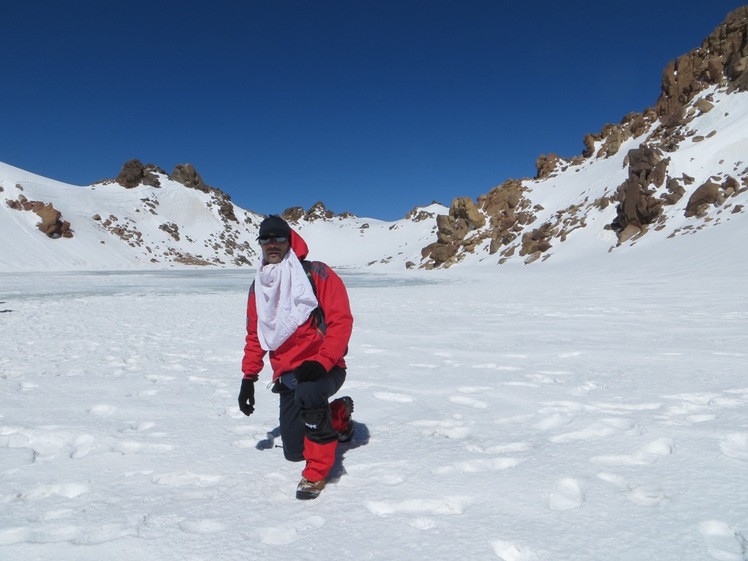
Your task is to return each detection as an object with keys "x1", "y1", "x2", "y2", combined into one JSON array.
[{"x1": 295, "y1": 360, "x2": 327, "y2": 383}]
